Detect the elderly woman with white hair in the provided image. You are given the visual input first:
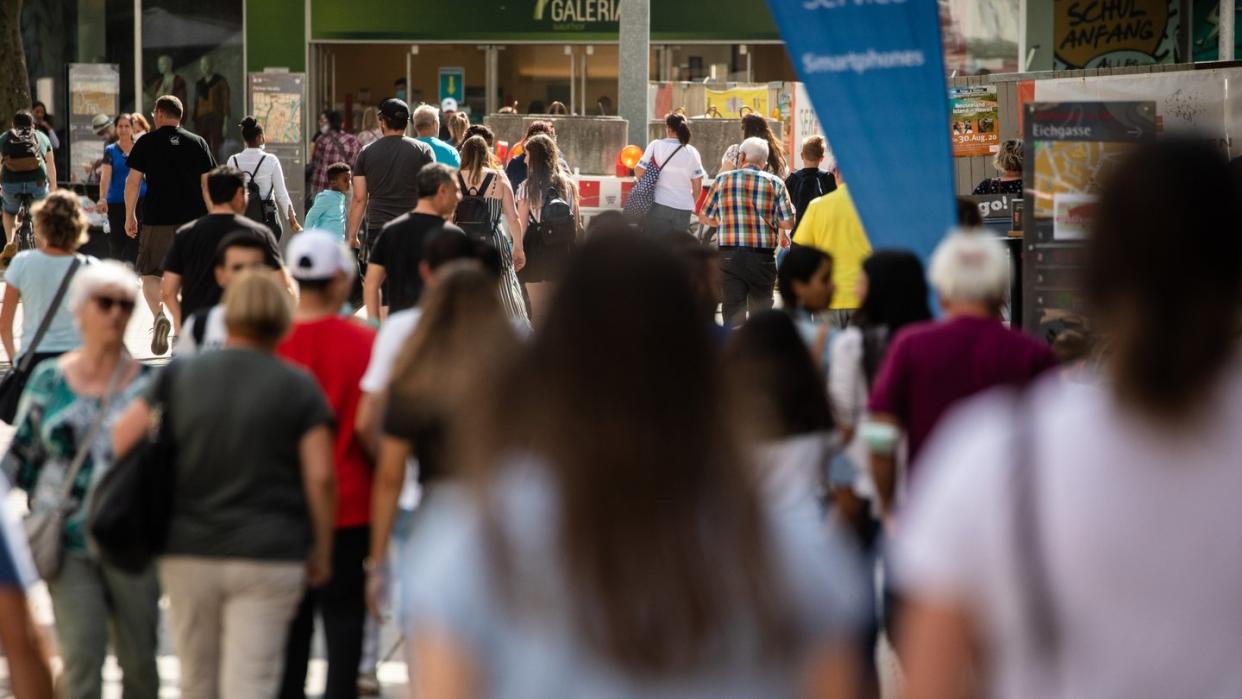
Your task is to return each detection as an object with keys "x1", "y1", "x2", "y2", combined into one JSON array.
[{"x1": 1, "y1": 260, "x2": 161, "y2": 698}]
